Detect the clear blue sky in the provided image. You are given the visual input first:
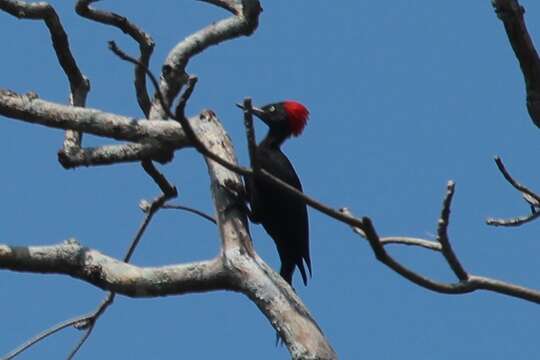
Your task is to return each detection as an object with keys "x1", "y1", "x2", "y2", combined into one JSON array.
[{"x1": 2, "y1": 1, "x2": 540, "y2": 358}]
